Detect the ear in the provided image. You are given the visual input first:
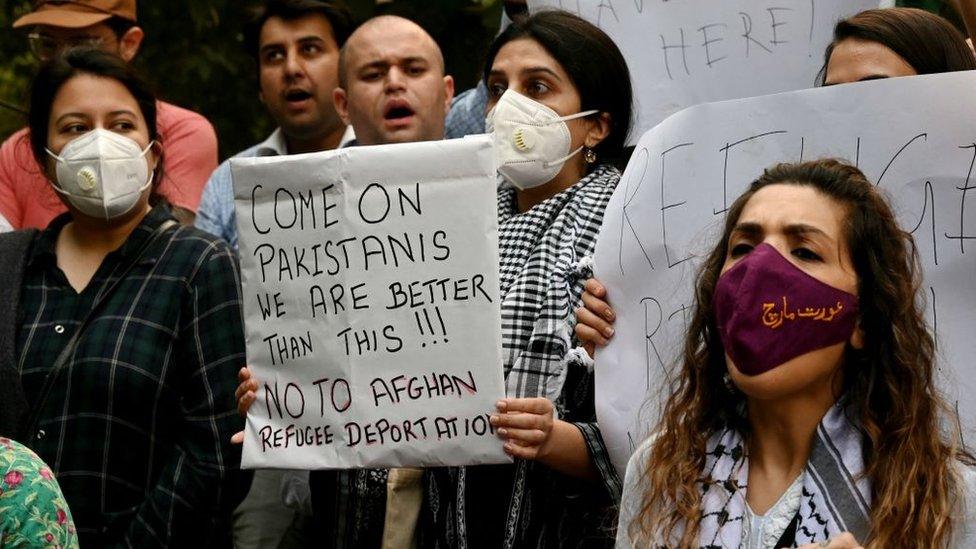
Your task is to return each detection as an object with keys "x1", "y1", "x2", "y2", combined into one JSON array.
[
  {"x1": 849, "y1": 318, "x2": 865, "y2": 350},
  {"x1": 117, "y1": 26, "x2": 144, "y2": 62},
  {"x1": 148, "y1": 140, "x2": 163, "y2": 174},
  {"x1": 583, "y1": 112, "x2": 611, "y2": 149},
  {"x1": 442, "y1": 75, "x2": 455, "y2": 111},
  {"x1": 333, "y1": 87, "x2": 351, "y2": 126}
]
